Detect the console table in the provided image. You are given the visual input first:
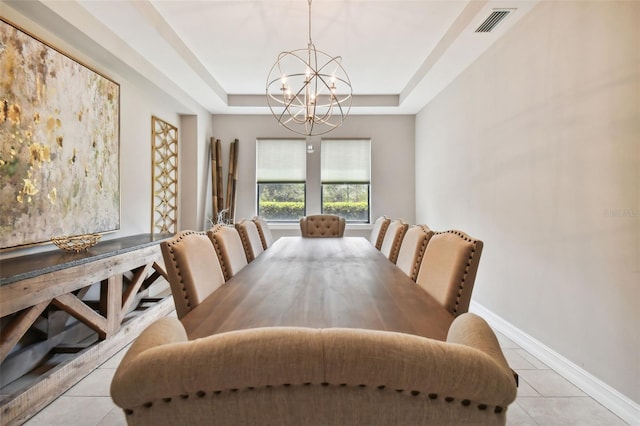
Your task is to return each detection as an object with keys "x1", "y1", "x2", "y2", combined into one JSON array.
[{"x1": 0, "y1": 234, "x2": 175, "y2": 426}]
